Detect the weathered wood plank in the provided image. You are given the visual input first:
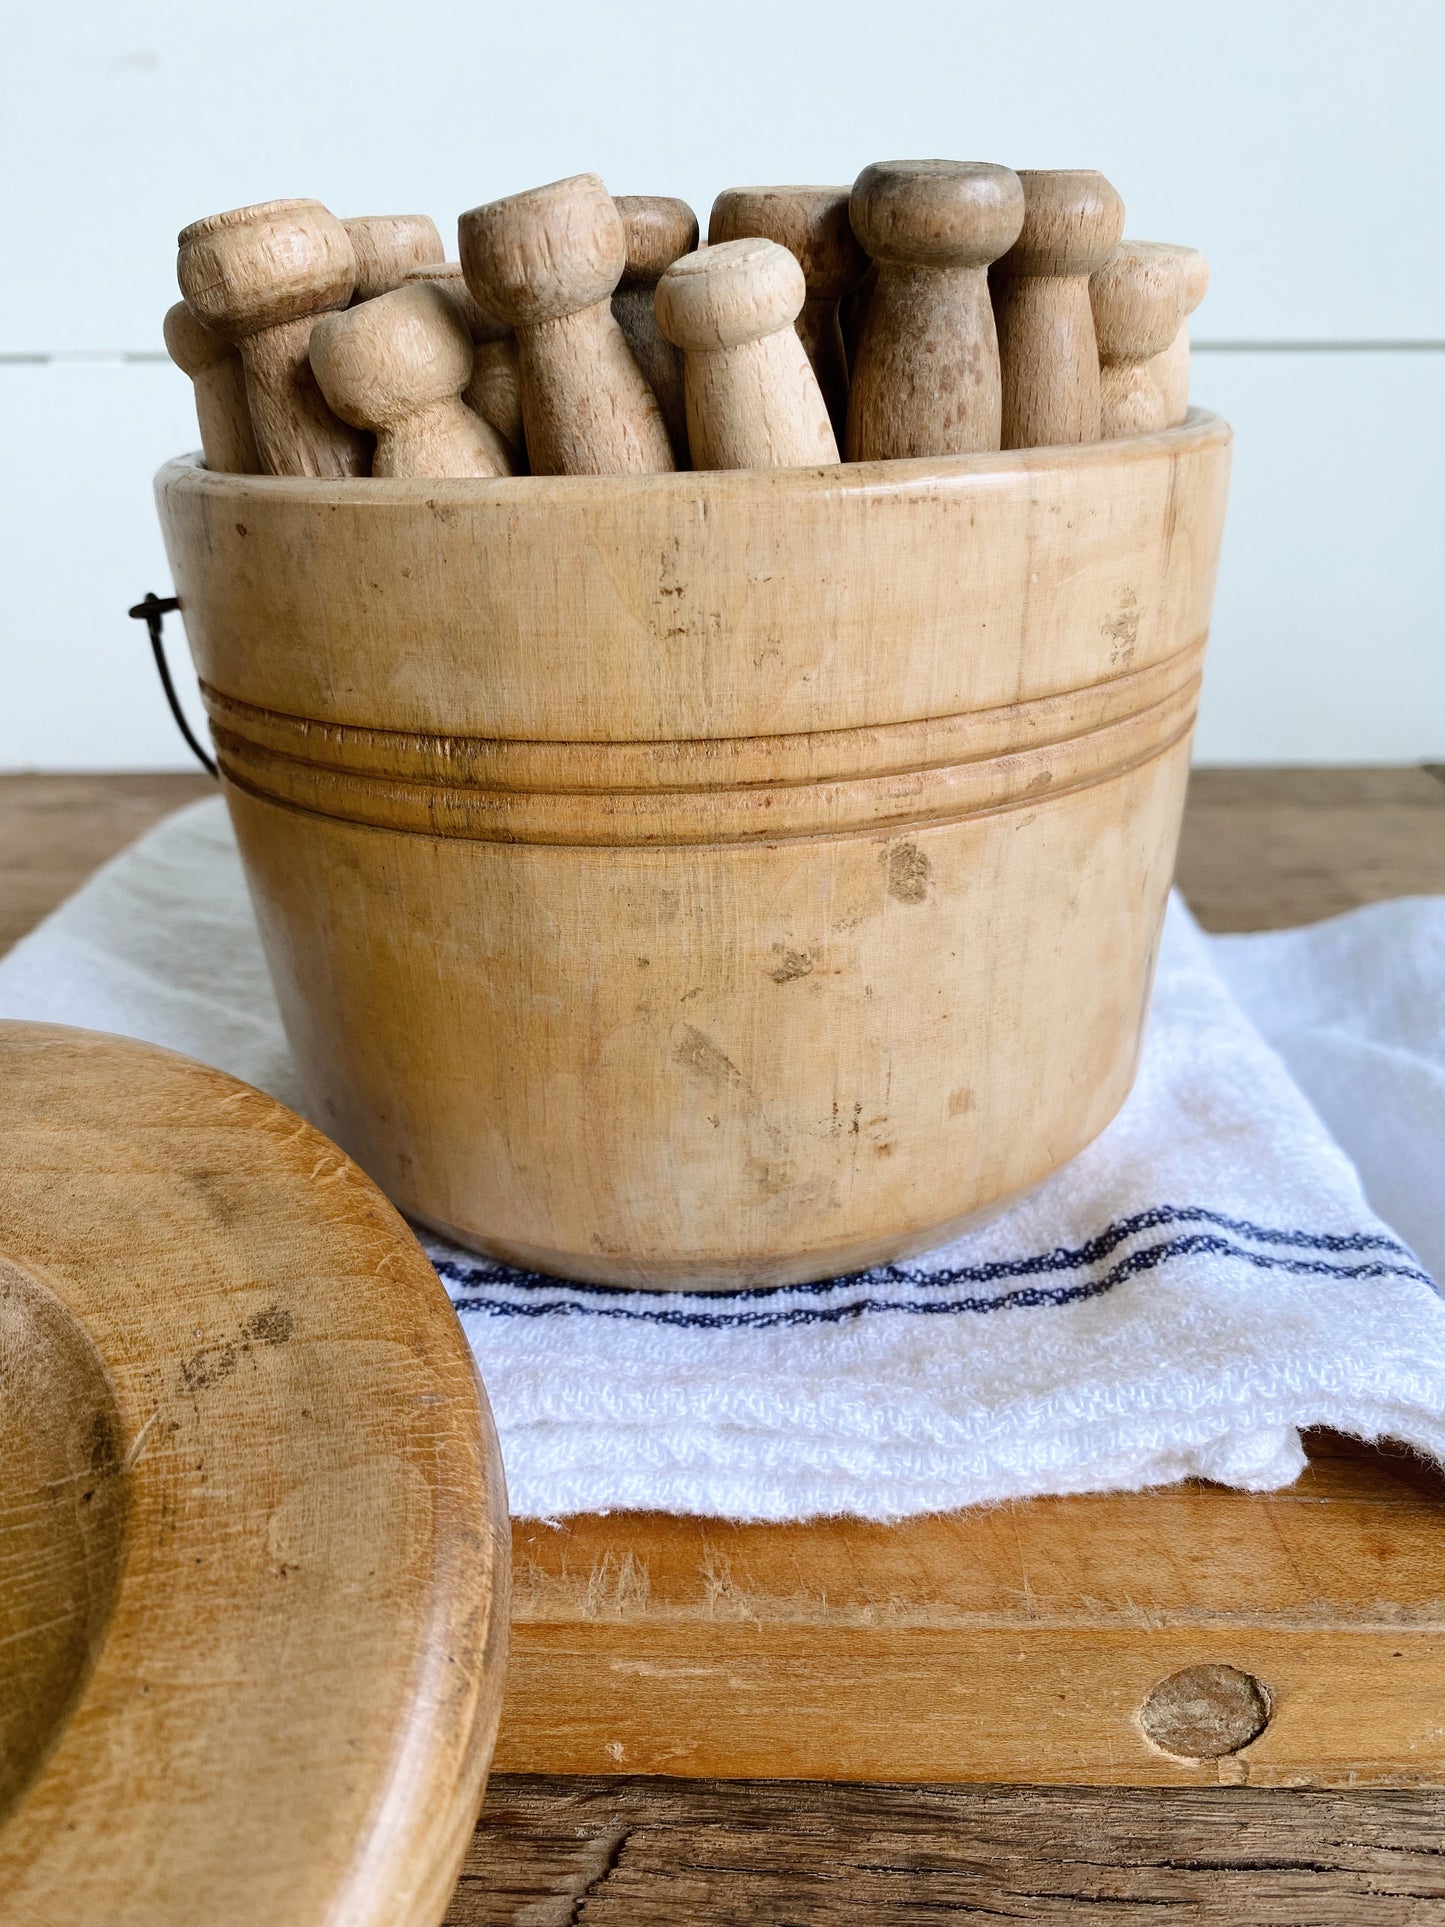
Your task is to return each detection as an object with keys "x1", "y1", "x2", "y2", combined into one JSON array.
[
  {"x1": 1175, "y1": 765, "x2": 1445, "y2": 931},
  {"x1": 0, "y1": 771, "x2": 214, "y2": 956},
  {"x1": 449, "y1": 1776, "x2": 1445, "y2": 1924}
]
